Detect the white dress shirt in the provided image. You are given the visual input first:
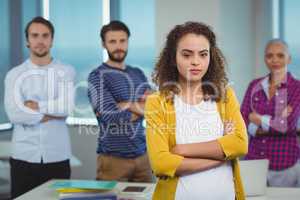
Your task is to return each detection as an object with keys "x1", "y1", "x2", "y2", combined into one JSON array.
[{"x1": 4, "y1": 59, "x2": 75, "y2": 163}]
